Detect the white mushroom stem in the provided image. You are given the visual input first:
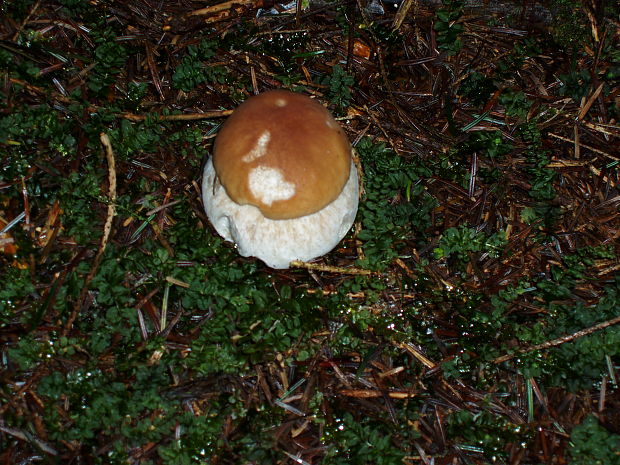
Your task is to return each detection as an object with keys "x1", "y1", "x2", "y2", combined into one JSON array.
[{"x1": 202, "y1": 157, "x2": 359, "y2": 269}]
